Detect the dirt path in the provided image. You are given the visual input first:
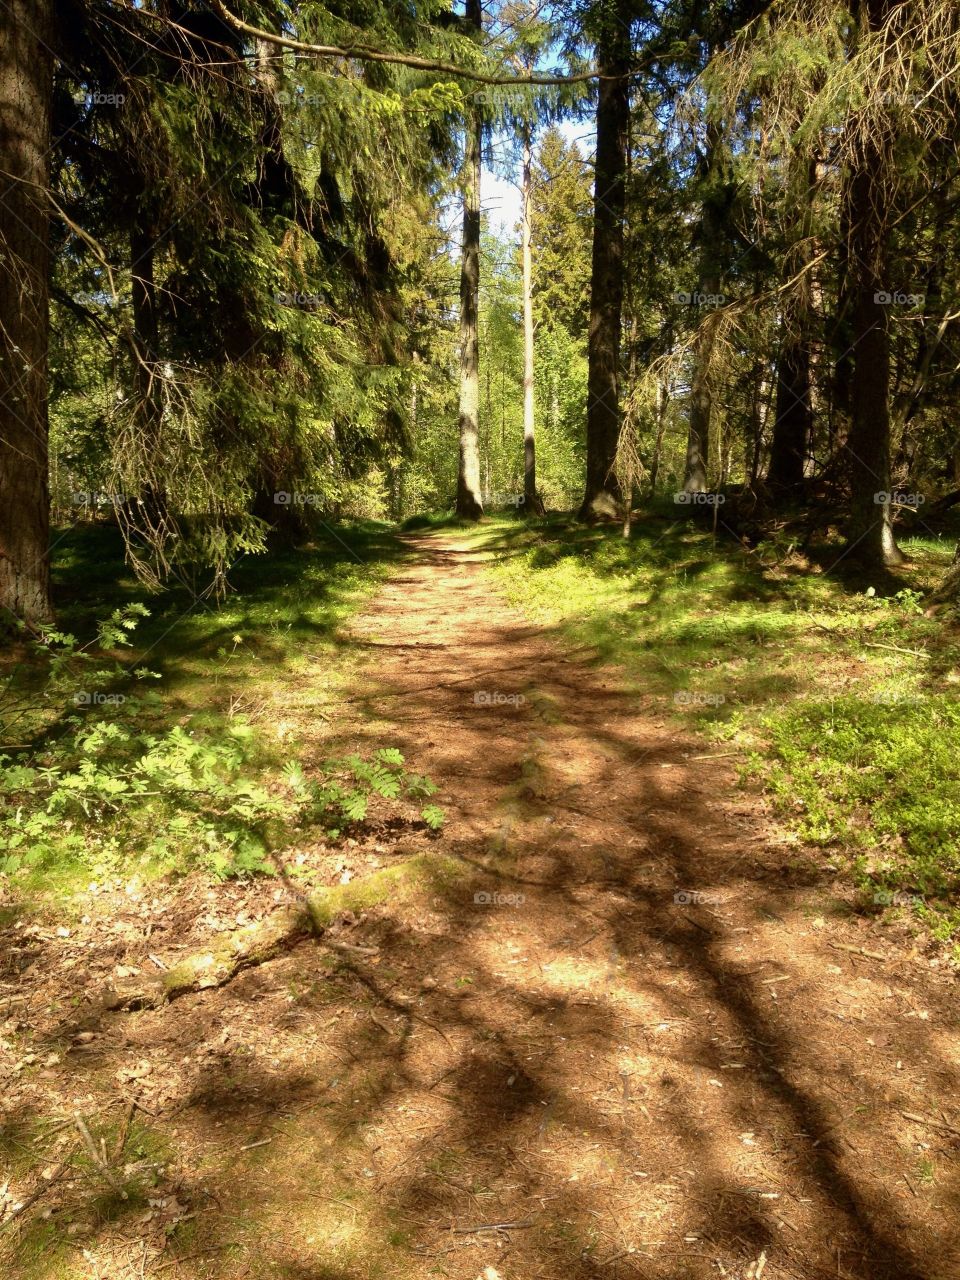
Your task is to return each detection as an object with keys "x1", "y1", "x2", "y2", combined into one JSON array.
[
  {"x1": 3, "y1": 531, "x2": 958, "y2": 1280},
  {"x1": 320, "y1": 532, "x2": 960, "y2": 1280}
]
